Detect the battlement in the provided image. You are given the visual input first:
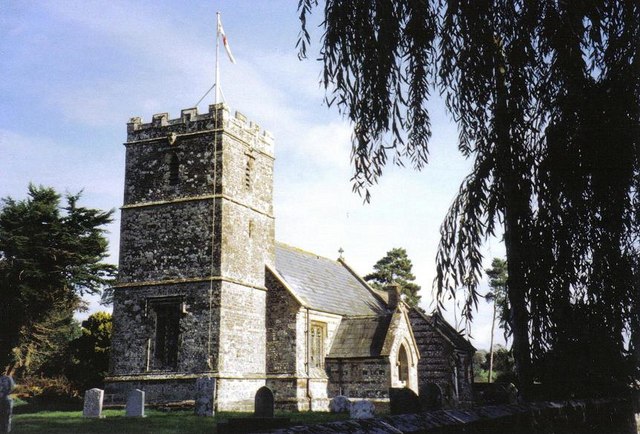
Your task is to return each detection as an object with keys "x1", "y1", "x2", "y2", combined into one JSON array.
[{"x1": 126, "y1": 103, "x2": 274, "y2": 154}]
